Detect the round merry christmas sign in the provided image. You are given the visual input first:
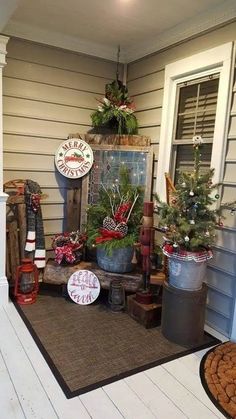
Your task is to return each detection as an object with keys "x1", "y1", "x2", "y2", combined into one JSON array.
[
  {"x1": 55, "y1": 138, "x2": 93, "y2": 178},
  {"x1": 67, "y1": 270, "x2": 100, "y2": 305}
]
